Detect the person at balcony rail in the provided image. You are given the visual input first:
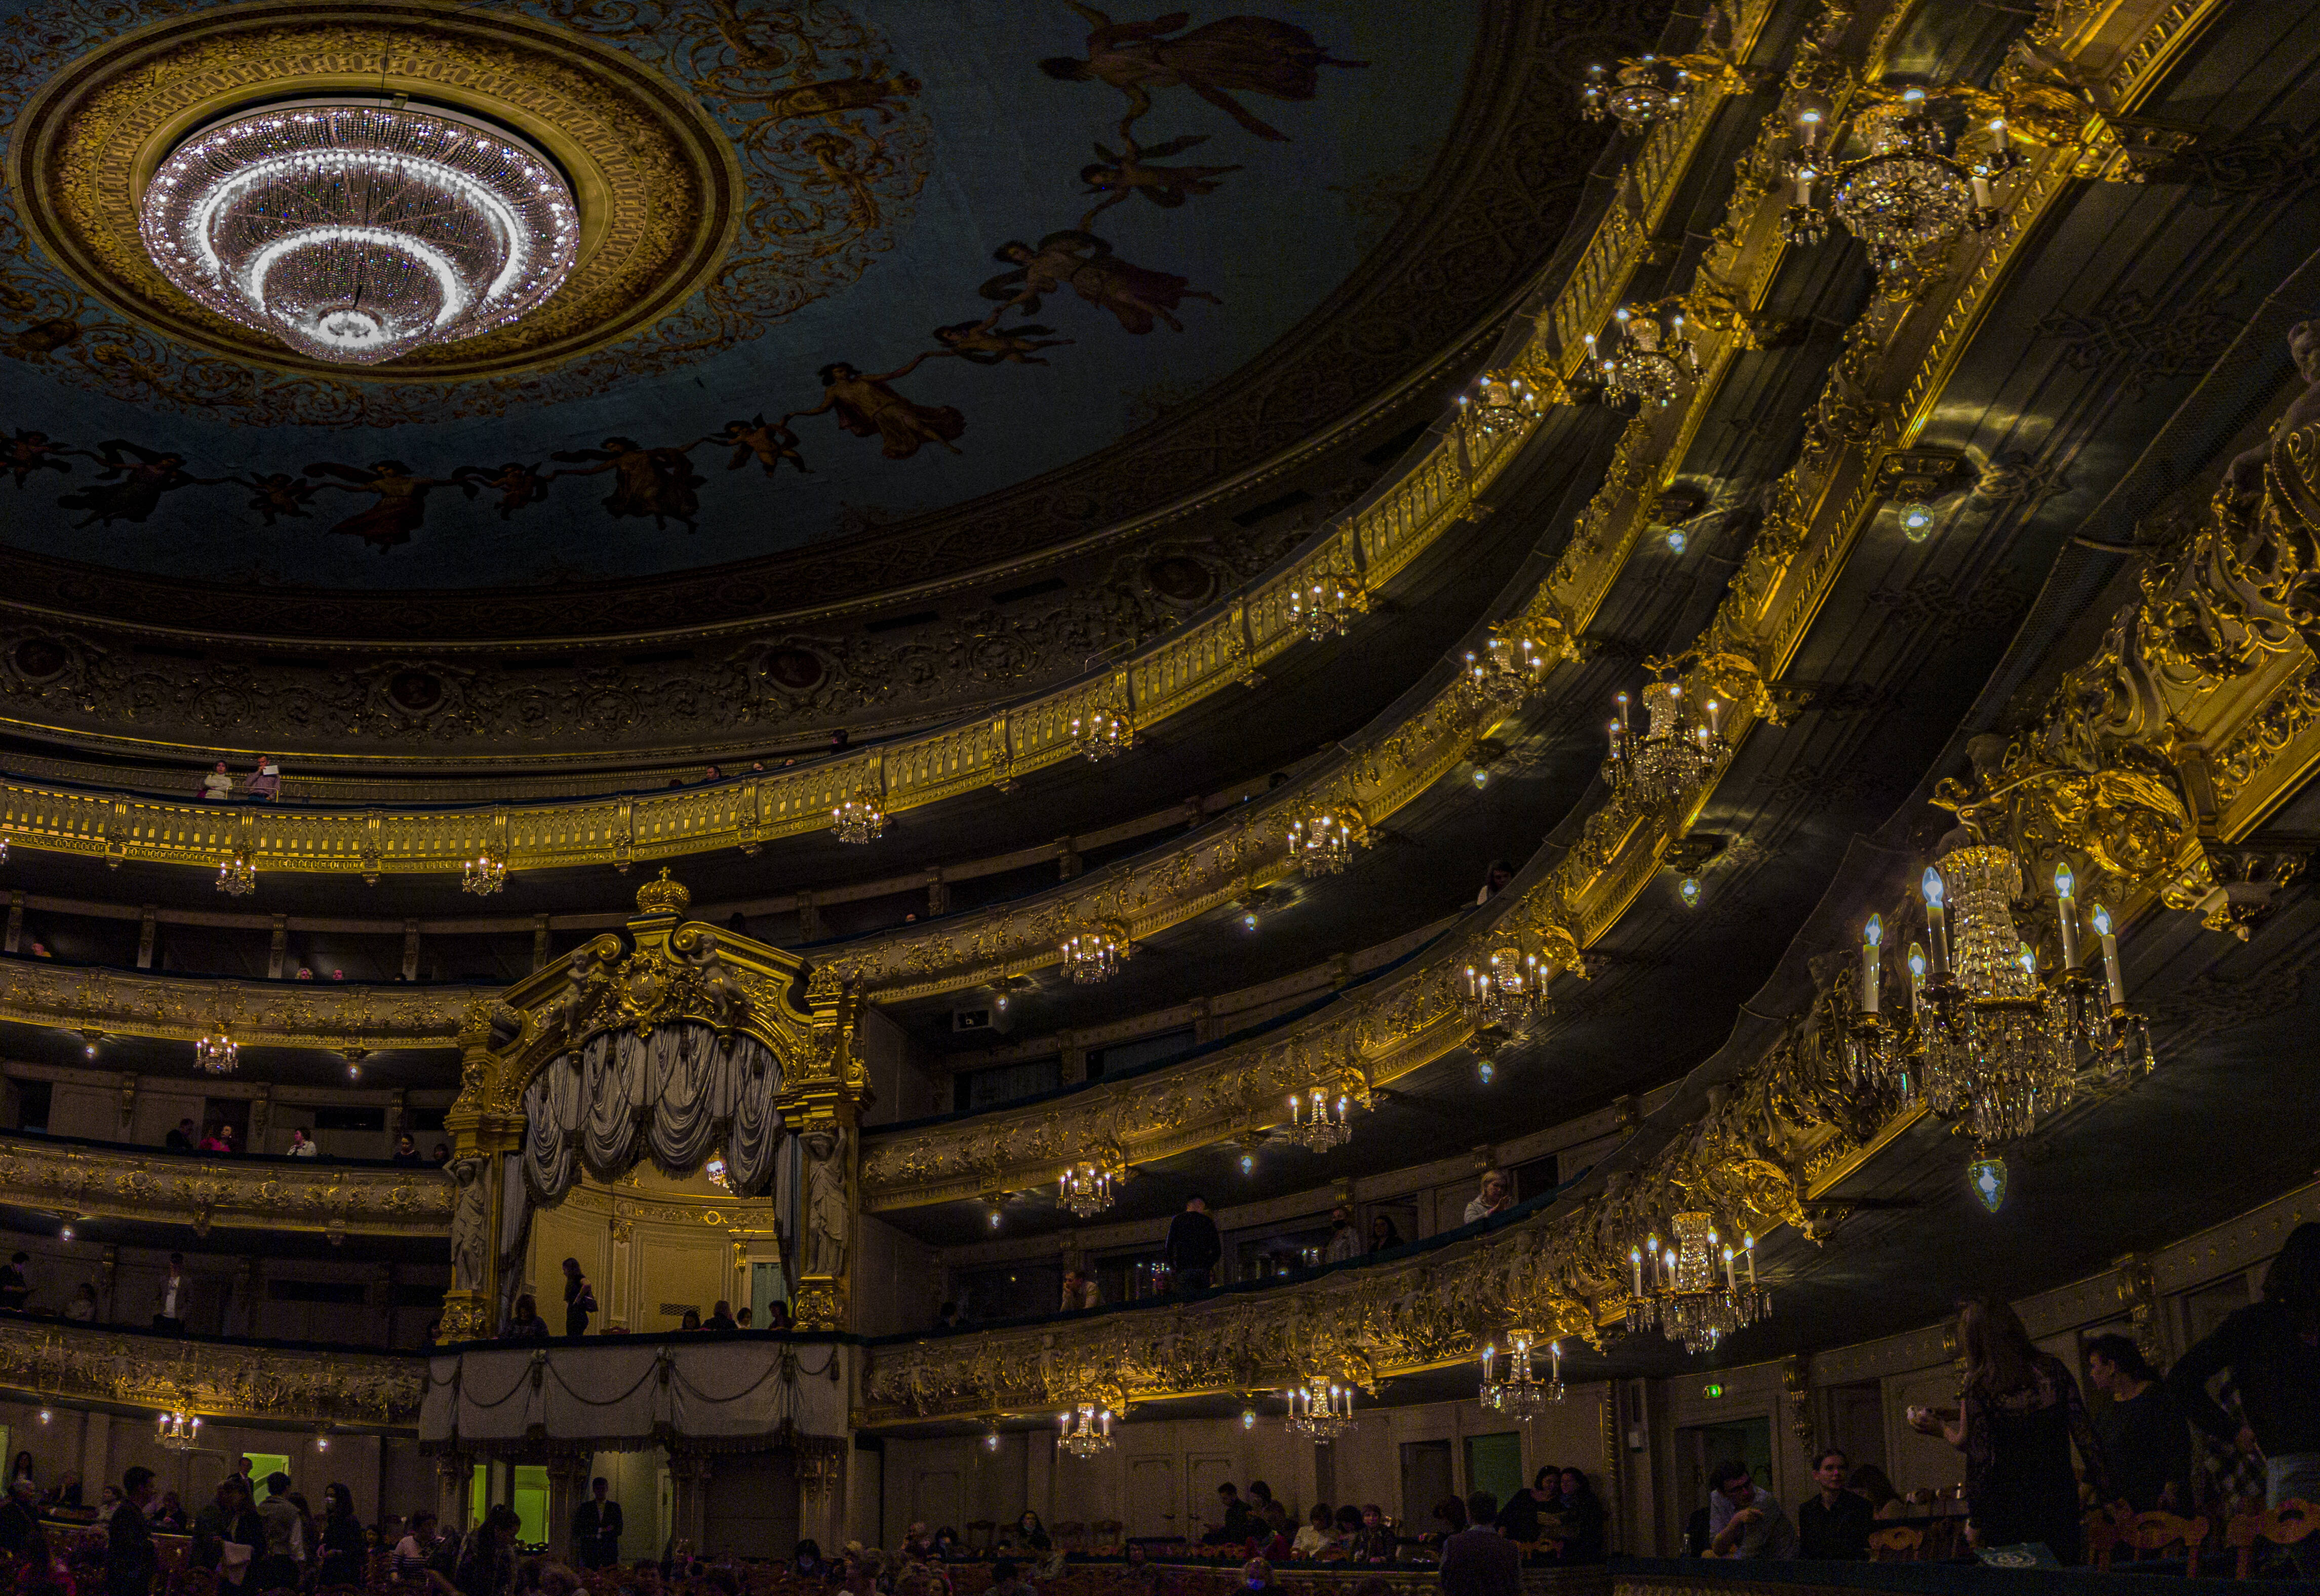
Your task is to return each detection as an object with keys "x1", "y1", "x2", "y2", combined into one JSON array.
[
  {"x1": 2083, "y1": 1333, "x2": 2189, "y2": 1513},
  {"x1": 1555, "y1": 1470, "x2": 1605, "y2": 1564},
  {"x1": 152, "y1": 1253, "x2": 190, "y2": 1334},
  {"x1": 201, "y1": 1124, "x2": 235, "y2": 1154},
  {"x1": 1291, "y1": 1504, "x2": 1332, "y2": 1559},
  {"x1": 63, "y1": 1284, "x2": 96, "y2": 1322},
  {"x1": 1494, "y1": 1467, "x2": 1554, "y2": 1546},
  {"x1": 1463, "y1": 1170, "x2": 1512, "y2": 1225},
  {"x1": 1796, "y1": 1449, "x2": 1874, "y2": 1560},
  {"x1": 1060, "y1": 1268, "x2": 1099, "y2": 1310},
  {"x1": 1164, "y1": 1194, "x2": 1222, "y2": 1293},
  {"x1": 706, "y1": 1298, "x2": 739, "y2": 1331},
  {"x1": 1706, "y1": 1460, "x2": 1796, "y2": 1558},
  {"x1": 1475, "y1": 860, "x2": 1515, "y2": 905},
  {"x1": 287, "y1": 1128, "x2": 319, "y2": 1158},
  {"x1": 164, "y1": 1119, "x2": 196, "y2": 1152},
  {"x1": 1323, "y1": 1206, "x2": 1361, "y2": 1264},
  {"x1": 1367, "y1": 1214, "x2": 1403, "y2": 1253},
  {"x1": 562, "y1": 1258, "x2": 596, "y2": 1337},
  {"x1": 573, "y1": 1478, "x2": 622, "y2": 1570},
  {"x1": 0, "y1": 1253, "x2": 28, "y2": 1311},
  {"x1": 1438, "y1": 1492, "x2": 1520, "y2": 1596},
  {"x1": 245, "y1": 756, "x2": 281, "y2": 801},
  {"x1": 2168, "y1": 1220, "x2": 2320, "y2": 1575},
  {"x1": 502, "y1": 1294, "x2": 550, "y2": 1341},
  {"x1": 392, "y1": 1133, "x2": 426, "y2": 1166},
  {"x1": 200, "y1": 763, "x2": 233, "y2": 801}
]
